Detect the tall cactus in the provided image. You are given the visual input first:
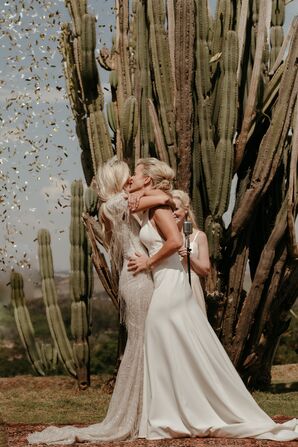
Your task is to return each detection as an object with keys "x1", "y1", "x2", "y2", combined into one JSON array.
[
  {"x1": 10, "y1": 271, "x2": 57, "y2": 375},
  {"x1": 60, "y1": 2, "x2": 298, "y2": 389},
  {"x1": 11, "y1": 180, "x2": 94, "y2": 388}
]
